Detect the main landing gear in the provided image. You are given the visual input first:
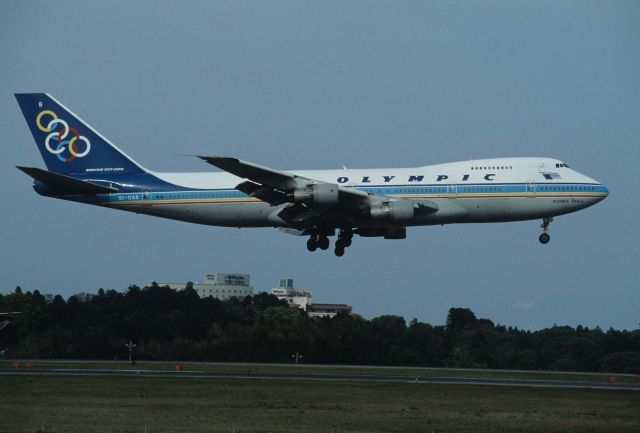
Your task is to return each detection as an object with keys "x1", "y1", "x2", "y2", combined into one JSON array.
[
  {"x1": 539, "y1": 217, "x2": 553, "y2": 244},
  {"x1": 306, "y1": 234, "x2": 330, "y2": 252},
  {"x1": 306, "y1": 228, "x2": 353, "y2": 257},
  {"x1": 334, "y1": 228, "x2": 353, "y2": 257}
]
